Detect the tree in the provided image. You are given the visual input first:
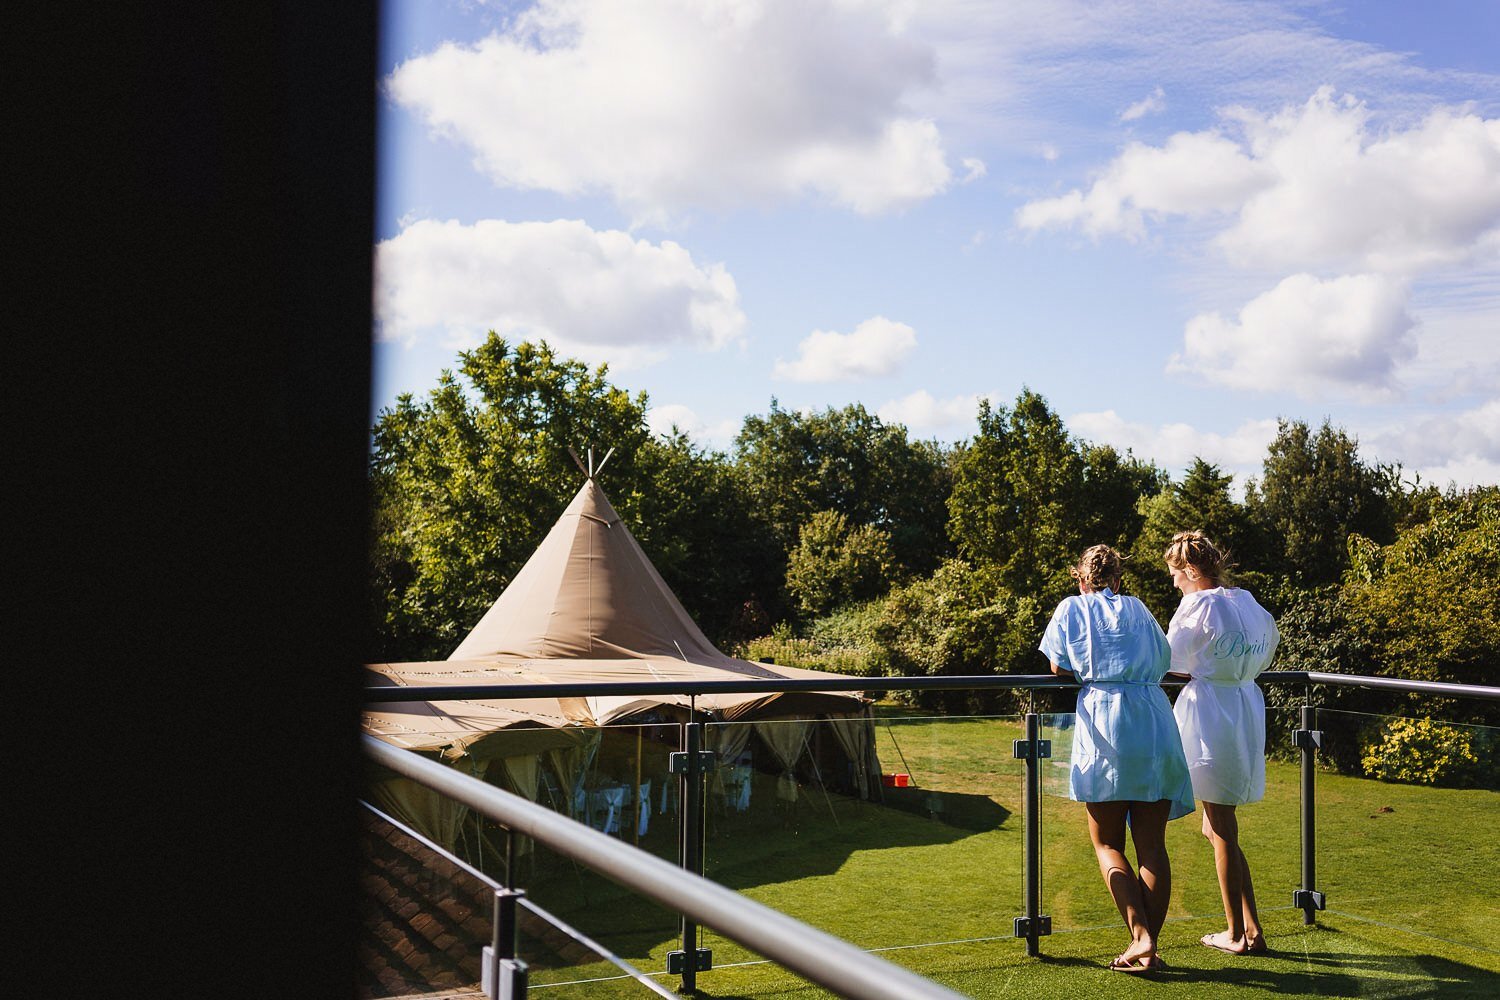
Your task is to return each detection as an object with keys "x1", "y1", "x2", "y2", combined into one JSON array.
[
  {"x1": 369, "y1": 337, "x2": 650, "y2": 661},
  {"x1": 1129, "y1": 458, "x2": 1260, "y2": 621},
  {"x1": 784, "y1": 510, "x2": 895, "y2": 617},
  {"x1": 870, "y1": 560, "x2": 1043, "y2": 712},
  {"x1": 1343, "y1": 487, "x2": 1500, "y2": 699},
  {"x1": 623, "y1": 430, "x2": 781, "y2": 645},
  {"x1": 733, "y1": 401, "x2": 952, "y2": 582},
  {"x1": 1079, "y1": 442, "x2": 1169, "y2": 554},
  {"x1": 947, "y1": 388, "x2": 1083, "y2": 600},
  {"x1": 1246, "y1": 419, "x2": 1398, "y2": 586}
]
